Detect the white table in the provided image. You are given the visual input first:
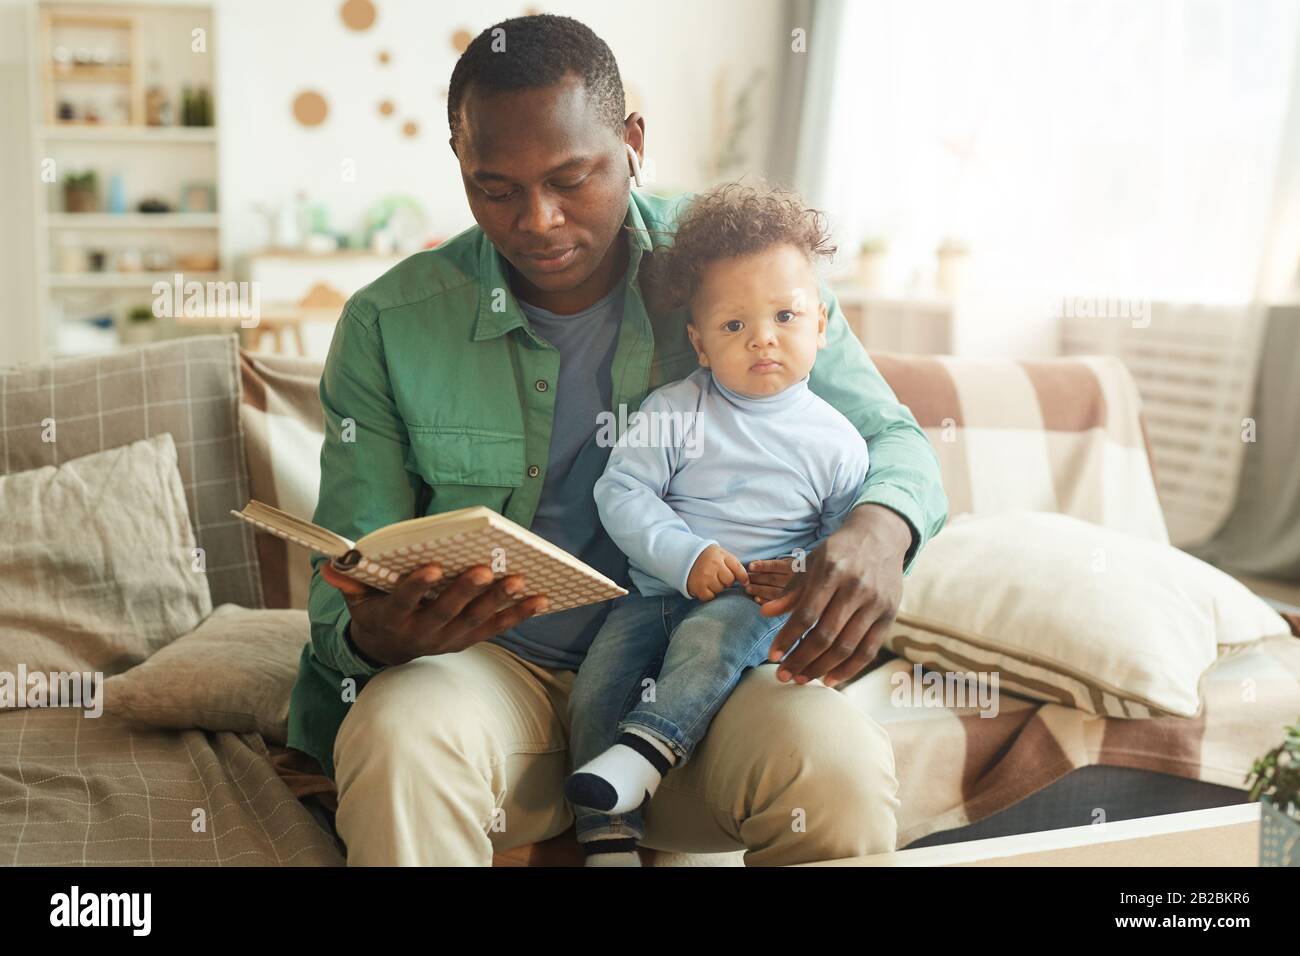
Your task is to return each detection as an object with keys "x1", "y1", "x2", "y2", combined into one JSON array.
[{"x1": 809, "y1": 802, "x2": 1260, "y2": 867}]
